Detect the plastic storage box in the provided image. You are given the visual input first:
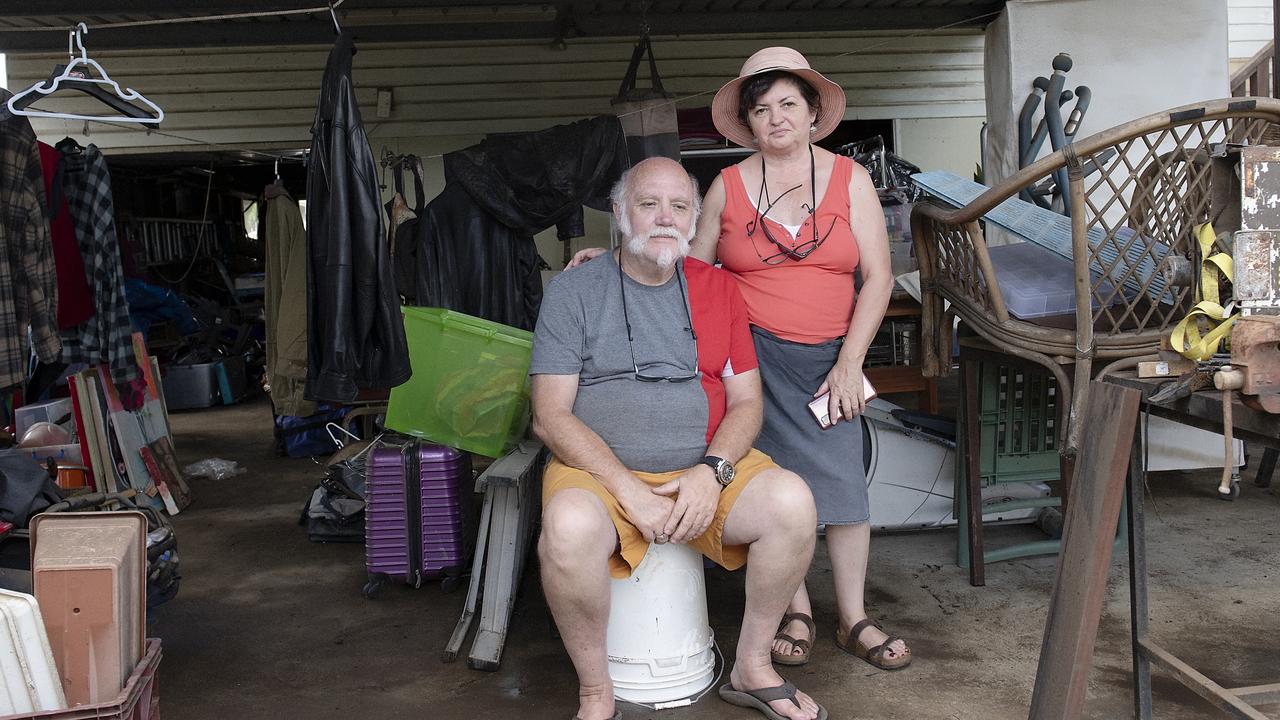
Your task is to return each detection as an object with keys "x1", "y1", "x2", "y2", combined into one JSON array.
[
  {"x1": 30, "y1": 512, "x2": 147, "y2": 707},
  {"x1": 987, "y1": 241, "x2": 1121, "y2": 320},
  {"x1": 15, "y1": 399, "x2": 74, "y2": 441},
  {"x1": 161, "y1": 356, "x2": 246, "y2": 410},
  {"x1": 0, "y1": 589, "x2": 66, "y2": 715},
  {"x1": 387, "y1": 308, "x2": 533, "y2": 458},
  {"x1": 0, "y1": 639, "x2": 161, "y2": 720}
]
